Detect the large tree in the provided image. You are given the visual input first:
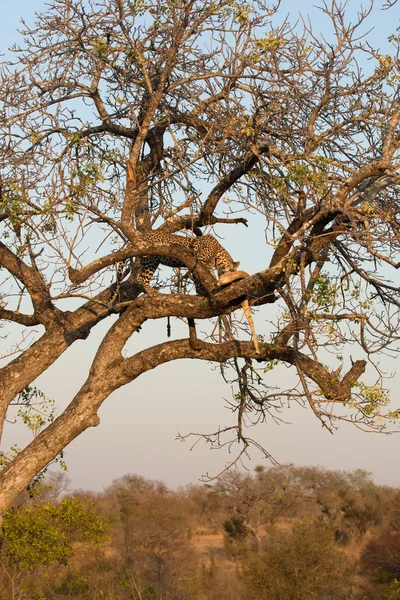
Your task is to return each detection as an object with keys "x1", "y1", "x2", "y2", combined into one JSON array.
[{"x1": 0, "y1": 0, "x2": 399, "y2": 510}]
